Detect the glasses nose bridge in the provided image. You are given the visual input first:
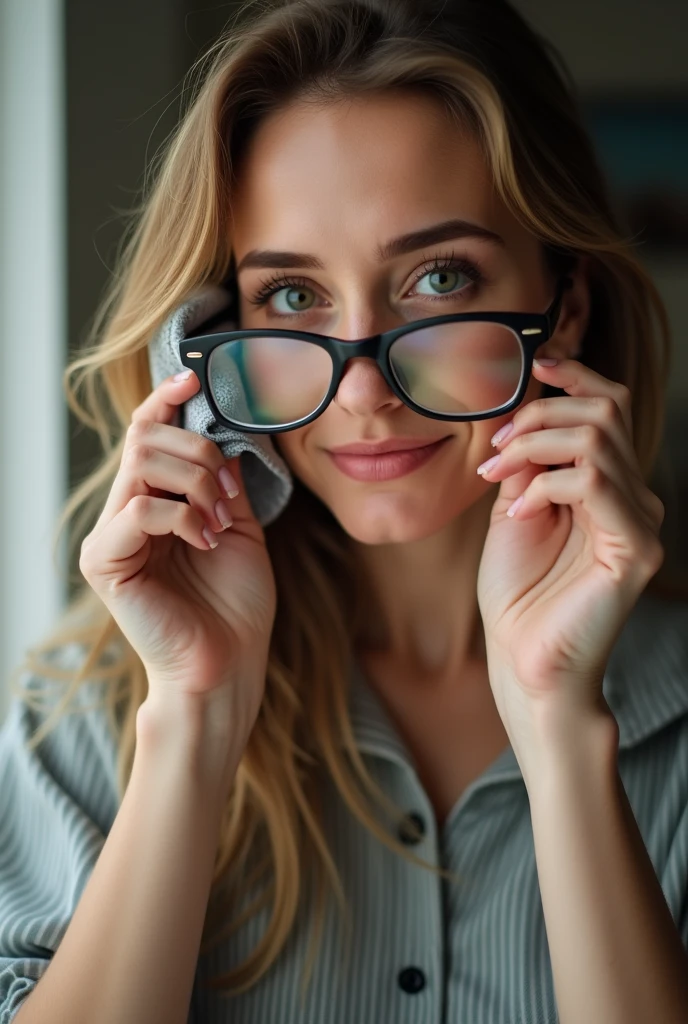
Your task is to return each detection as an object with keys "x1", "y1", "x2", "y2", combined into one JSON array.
[{"x1": 332, "y1": 332, "x2": 385, "y2": 368}]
